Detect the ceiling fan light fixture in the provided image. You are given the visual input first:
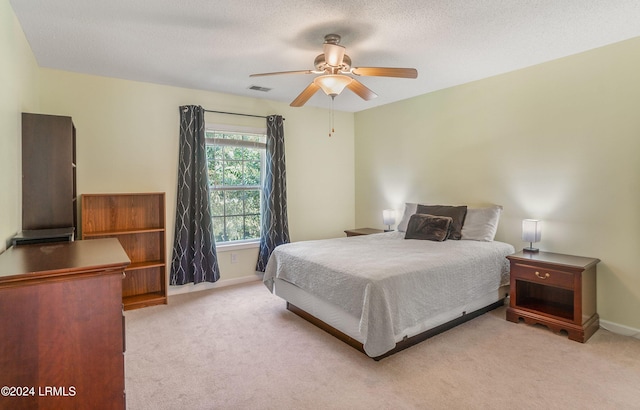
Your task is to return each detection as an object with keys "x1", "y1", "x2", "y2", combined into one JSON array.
[
  {"x1": 250, "y1": 33, "x2": 417, "y2": 108},
  {"x1": 314, "y1": 74, "x2": 353, "y2": 97}
]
